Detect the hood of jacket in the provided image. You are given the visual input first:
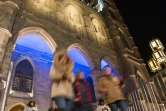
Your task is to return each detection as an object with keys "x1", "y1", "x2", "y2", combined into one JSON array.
[{"x1": 53, "y1": 49, "x2": 74, "y2": 74}]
